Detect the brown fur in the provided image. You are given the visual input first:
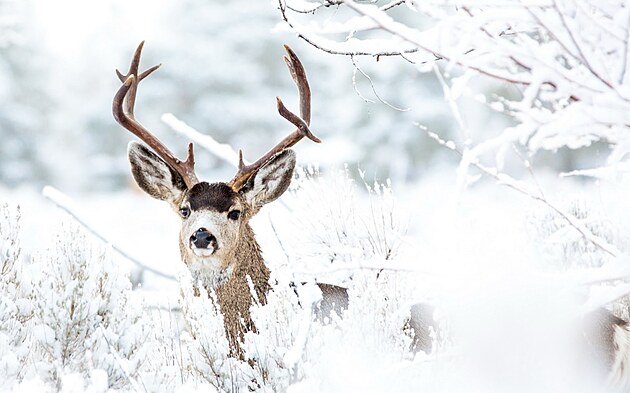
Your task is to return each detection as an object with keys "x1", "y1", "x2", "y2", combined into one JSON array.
[
  {"x1": 312, "y1": 283, "x2": 349, "y2": 321},
  {"x1": 187, "y1": 182, "x2": 236, "y2": 212},
  {"x1": 210, "y1": 224, "x2": 271, "y2": 358},
  {"x1": 407, "y1": 303, "x2": 437, "y2": 354},
  {"x1": 579, "y1": 308, "x2": 629, "y2": 384}
]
